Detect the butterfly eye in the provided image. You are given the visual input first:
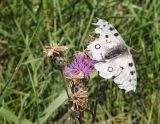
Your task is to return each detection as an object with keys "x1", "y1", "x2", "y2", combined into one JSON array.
[
  {"x1": 95, "y1": 44, "x2": 101, "y2": 49},
  {"x1": 108, "y1": 67, "x2": 113, "y2": 72}
]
